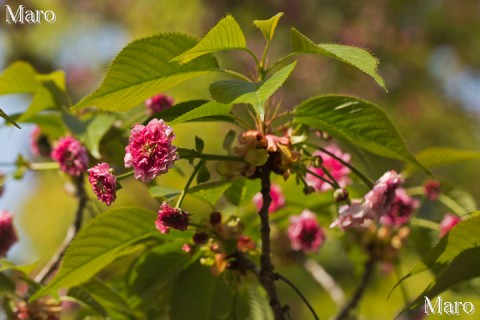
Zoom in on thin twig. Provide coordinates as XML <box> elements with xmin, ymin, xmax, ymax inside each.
<box><xmin>258</xmin><ymin>165</ymin><xmax>286</xmax><ymax>320</ymax></box>
<box><xmin>336</xmin><ymin>257</ymin><xmax>376</xmax><ymax>320</ymax></box>
<box><xmin>275</xmin><ymin>273</ymin><xmax>320</xmax><ymax>320</ymax></box>
<box><xmin>304</xmin><ymin>258</ymin><xmax>345</xmax><ymax>308</ymax></box>
<box><xmin>35</xmin><ymin>175</ymin><xmax>87</xmax><ymax>284</ymax></box>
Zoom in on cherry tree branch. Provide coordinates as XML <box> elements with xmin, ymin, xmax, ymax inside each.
<box><xmin>35</xmin><ymin>175</ymin><xmax>87</xmax><ymax>284</ymax></box>
<box><xmin>335</xmin><ymin>257</ymin><xmax>376</xmax><ymax>320</ymax></box>
<box><xmin>258</xmin><ymin>165</ymin><xmax>287</xmax><ymax>320</ymax></box>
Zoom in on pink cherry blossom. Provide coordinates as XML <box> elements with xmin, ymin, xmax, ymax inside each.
<box><xmin>424</xmin><ymin>180</ymin><xmax>441</xmax><ymax>201</ymax></box>
<box><xmin>331</xmin><ymin>200</ymin><xmax>370</xmax><ymax>229</ymax></box>
<box><xmin>88</xmin><ymin>163</ymin><xmax>117</xmax><ymax>206</ymax></box>
<box><xmin>380</xmin><ymin>188</ymin><xmax>419</xmax><ymax>226</ymax></box>
<box><xmin>364</xmin><ymin>170</ymin><xmax>404</xmax><ymax>220</ymax></box>
<box><xmin>288</xmin><ymin>210</ymin><xmax>325</xmax><ymax>253</ymax></box>
<box><xmin>124</xmin><ymin>119</ymin><xmax>177</xmax><ymax>183</ymax></box>
<box><xmin>253</xmin><ymin>184</ymin><xmax>286</xmax><ymax>213</ymax></box>
<box><xmin>145</xmin><ymin>94</ymin><xmax>174</xmax><ymax>115</ymax></box>
<box><xmin>155</xmin><ymin>202</ymin><xmax>189</xmax><ymax>234</ymax></box>
<box><xmin>51</xmin><ymin>136</ymin><xmax>89</xmax><ymax>176</ymax></box>
<box><xmin>306</xmin><ymin>144</ymin><xmax>351</xmax><ymax>192</ymax></box>
<box><xmin>439</xmin><ymin>213</ymin><xmax>461</xmax><ymax>237</ymax></box>
<box><xmin>0</xmin><ymin>210</ymin><xmax>17</xmax><ymax>256</ymax></box>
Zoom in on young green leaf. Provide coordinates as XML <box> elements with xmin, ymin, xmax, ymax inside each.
<box><xmin>149</xmin><ymin>186</ymin><xmax>181</xmax><ymax>201</ymax></box>
<box><xmin>196</xmin><ymin>163</ymin><xmax>211</xmax><ymax>184</ymax></box>
<box><xmin>404</xmin><ymin>147</ymin><xmax>480</xmax><ymax>174</ymax></box>
<box><xmin>169</xmin><ymin>100</ymin><xmax>233</xmax><ymax>124</ymax></box>
<box><xmin>172</xmin><ymin>15</ymin><xmax>247</xmax><ymax>64</ymax></box>
<box><xmin>294</xmin><ymin>95</ymin><xmax>428</xmax><ymax>173</ymax></box>
<box><xmin>223</xmin><ymin>130</ymin><xmax>237</xmax><ymax>152</ymax></box>
<box><xmin>254</xmin><ymin>12</ymin><xmax>284</xmax><ymax>42</ymax></box>
<box><xmin>290</xmin><ymin>28</ymin><xmax>386</xmax><ymax>90</ymax></box>
<box><xmin>0</xmin><ymin>108</ymin><xmax>21</xmax><ymax>128</ymax></box>
<box><xmin>188</xmin><ymin>180</ymin><xmax>234</xmax><ymax>207</ymax></box>
<box><xmin>74</xmin><ymin>33</ymin><xmax>218</xmax><ymax>112</ymax></box>
<box><xmin>210</xmin><ymin>61</ymin><xmax>296</xmax><ymax>120</ymax></box>
<box><xmin>195</xmin><ymin>136</ymin><xmax>205</xmax><ymax>153</ymax></box>
<box><xmin>30</xmin><ymin>207</ymin><xmax>158</xmax><ymax>300</ymax></box>
<box><xmin>84</xmin><ymin>114</ymin><xmax>116</xmax><ymax>159</ymax></box>
<box><xmin>0</xmin><ymin>61</ymin><xmax>38</xmax><ymax>95</ymax></box>
<box><xmin>225</xmin><ymin>177</ymin><xmax>261</xmax><ymax>206</ymax></box>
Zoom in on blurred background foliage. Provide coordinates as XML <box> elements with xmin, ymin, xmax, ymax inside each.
<box><xmin>1</xmin><ymin>0</ymin><xmax>480</xmax><ymax>318</ymax></box>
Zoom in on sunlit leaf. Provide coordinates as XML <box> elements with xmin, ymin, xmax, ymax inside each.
<box><xmin>169</xmin><ymin>101</ymin><xmax>233</xmax><ymax>124</ymax></box>
<box><xmin>188</xmin><ymin>180</ymin><xmax>234</xmax><ymax>207</ymax></box>
<box><xmin>31</xmin><ymin>207</ymin><xmax>157</xmax><ymax>300</ymax></box>
<box><xmin>149</xmin><ymin>186</ymin><xmax>181</xmax><ymax>201</ymax></box>
<box><xmin>172</xmin><ymin>15</ymin><xmax>246</xmax><ymax>64</ymax></box>
<box><xmin>225</xmin><ymin>177</ymin><xmax>261</xmax><ymax>207</ymax></box>
<box><xmin>404</xmin><ymin>147</ymin><xmax>480</xmax><ymax>174</ymax></box>
<box><xmin>0</xmin><ymin>108</ymin><xmax>21</xmax><ymax>128</ymax></box>
<box><xmin>210</xmin><ymin>61</ymin><xmax>296</xmax><ymax>119</ymax></box>
<box><xmin>294</xmin><ymin>95</ymin><xmax>427</xmax><ymax>173</ymax></box>
<box><xmin>254</xmin><ymin>13</ymin><xmax>284</xmax><ymax>42</ymax></box>
<box><xmin>290</xmin><ymin>28</ymin><xmax>386</xmax><ymax>90</ymax></box>
<box><xmin>74</xmin><ymin>33</ymin><xmax>218</xmax><ymax>112</ymax></box>
<box><xmin>0</xmin><ymin>61</ymin><xmax>38</xmax><ymax>95</ymax></box>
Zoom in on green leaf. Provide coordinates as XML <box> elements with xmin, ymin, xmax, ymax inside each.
<box><xmin>22</xmin><ymin>113</ymin><xmax>67</xmax><ymax>138</ymax></box>
<box><xmin>210</xmin><ymin>61</ymin><xmax>296</xmax><ymax>119</ymax></box>
<box><xmin>404</xmin><ymin>147</ymin><xmax>480</xmax><ymax>174</ymax></box>
<box><xmin>196</xmin><ymin>163</ymin><xmax>211</xmax><ymax>184</ymax></box>
<box><xmin>245</xmin><ymin>284</ymin><xmax>274</xmax><ymax>320</ymax></box>
<box><xmin>169</xmin><ymin>263</ymin><xmax>234</xmax><ymax>320</ymax></box>
<box><xmin>172</xmin><ymin>15</ymin><xmax>246</xmax><ymax>64</ymax></box>
<box><xmin>74</xmin><ymin>33</ymin><xmax>218</xmax><ymax>112</ymax></box>
<box><xmin>0</xmin><ymin>61</ymin><xmax>38</xmax><ymax>95</ymax></box>
<box><xmin>223</xmin><ymin>130</ymin><xmax>236</xmax><ymax>152</ymax></box>
<box><xmin>149</xmin><ymin>186</ymin><xmax>181</xmax><ymax>201</ymax></box>
<box><xmin>294</xmin><ymin>95</ymin><xmax>427</xmax><ymax>173</ymax></box>
<box><xmin>0</xmin><ymin>272</ymin><xmax>15</xmax><ymax>294</ymax></box>
<box><xmin>0</xmin><ymin>108</ymin><xmax>21</xmax><ymax>128</ymax></box>
<box><xmin>67</xmin><ymin>286</ymin><xmax>108</xmax><ymax>317</ymax></box>
<box><xmin>254</xmin><ymin>12</ymin><xmax>284</xmax><ymax>42</ymax></box>
<box><xmin>188</xmin><ymin>180</ymin><xmax>234</xmax><ymax>207</ymax></box>
<box><xmin>31</xmin><ymin>206</ymin><xmax>157</xmax><ymax>300</ymax></box>
<box><xmin>84</xmin><ymin>114</ymin><xmax>116</xmax><ymax>159</ymax></box>
<box><xmin>225</xmin><ymin>177</ymin><xmax>261</xmax><ymax>207</ymax></box>
<box><xmin>169</xmin><ymin>100</ymin><xmax>233</xmax><ymax>125</ymax></box>
<box><xmin>127</xmin><ymin>243</ymin><xmax>193</xmax><ymax>308</ymax></box>
<box><xmin>290</xmin><ymin>28</ymin><xmax>386</xmax><ymax>90</ymax></box>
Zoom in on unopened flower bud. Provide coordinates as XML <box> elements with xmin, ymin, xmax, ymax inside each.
<box><xmin>193</xmin><ymin>232</ymin><xmax>209</xmax><ymax>245</ymax></box>
<box><xmin>210</xmin><ymin>211</ymin><xmax>222</xmax><ymax>225</ymax></box>
<box><xmin>312</xmin><ymin>155</ymin><xmax>323</xmax><ymax>168</ymax></box>
<box><xmin>333</xmin><ymin>188</ymin><xmax>349</xmax><ymax>202</ymax></box>
<box><xmin>303</xmin><ymin>185</ymin><xmax>315</xmax><ymax>195</ymax></box>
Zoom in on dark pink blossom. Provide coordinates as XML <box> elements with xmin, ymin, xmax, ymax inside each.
<box><xmin>288</xmin><ymin>210</ymin><xmax>325</xmax><ymax>253</ymax></box>
<box><xmin>306</xmin><ymin>144</ymin><xmax>351</xmax><ymax>192</ymax></box>
<box><xmin>253</xmin><ymin>184</ymin><xmax>286</xmax><ymax>213</ymax></box>
<box><xmin>145</xmin><ymin>94</ymin><xmax>174</xmax><ymax>115</ymax></box>
<box><xmin>88</xmin><ymin>163</ymin><xmax>117</xmax><ymax>206</ymax></box>
<box><xmin>30</xmin><ymin>126</ymin><xmax>51</xmax><ymax>157</ymax></box>
<box><xmin>424</xmin><ymin>180</ymin><xmax>441</xmax><ymax>200</ymax></box>
<box><xmin>380</xmin><ymin>188</ymin><xmax>419</xmax><ymax>226</ymax></box>
<box><xmin>331</xmin><ymin>200</ymin><xmax>370</xmax><ymax>229</ymax></box>
<box><xmin>364</xmin><ymin>170</ymin><xmax>403</xmax><ymax>220</ymax></box>
<box><xmin>155</xmin><ymin>202</ymin><xmax>189</xmax><ymax>234</ymax></box>
<box><xmin>439</xmin><ymin>213</ymin><xmax>461</xmax><ymax>237</ymax></box>
<box><xmin>0</xmin><ymin>210</ymin><xmax>17</xmax><ymax>256</ymax></box>
<box><xmin>124</xmin><ymin>119</ymin><xmax>178</xmax><ymax>183</ymax></box>
<box><xmin>51</xmin><ymin>136</ymin><xmax>89</xmax><ymax>176</ymax></box>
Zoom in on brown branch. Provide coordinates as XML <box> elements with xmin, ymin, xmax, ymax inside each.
<box><xmin>335</xmin><ymin>257</ymin><xmax>376</xmax><ymax>320</ymax></box>
<box><xmin>258</xmin><ymin>165</ymin><xmax>287</xmax><ymax>320</ymax></box>
<box><xmin>34</xmin><ymin>175</ymin><xmax>87</xmax><ymax>284</ymax></box>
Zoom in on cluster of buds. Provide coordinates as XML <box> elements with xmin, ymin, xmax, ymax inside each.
<box><xmin>218</xmin><ymin>130</ymin><xmax>300</xmax><ymax>179</ymax></box>
<box><xmin>12</xmin><ymin>298</ymin><xmax>61</xmax><ymax>320</ymax></box>
<box><xmin>352</xmin><ymin>222</ymin><xmax>411</xmax><ymax>263</ymax></box>
<box><xmin>185</xmin><ymin>212</ymin><xmax>257</xmax><ymax>276</ymax></box>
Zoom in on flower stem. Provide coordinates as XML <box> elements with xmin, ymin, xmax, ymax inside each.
<box><xmin>305</xmin><ymin>143</ymin><xmax>374</xmax><ymax>188</ymax></box>
<box><xmin>336</xmin><ymin>257</ymin><xmax>375</xmax><ymax>320</ymax></box>
<box><xmin>29</xmin><ymin>162</ymin><xmax>60</xmax><ymax>170</ymax></box>
<box><xmin>258</xmin><ymin>165</ymin><xmax>287</xmax><ymax>320</ymax></box>
<box><xmin>275</xmin><ymin>272</ymin><xmax>319</xmax><ymax>320</ymax></box>
<box><xmin>218</xmin><ymin>68</ymin><xmax>253</xmax><ymax>82</ymax></box>
<box><xmin>116</xmin><ymin>170</ymin><xmax>134</xmax><ymax>180</ymax></box>
<box><xmin>305</xmin><ymin>168</ymin><xmax>337</xmax><ymax>190</ymax></box>
<box><xmin>175</xmin><ymin>160</ymin><xmax>204</xmax><ymax>208</ymax></box>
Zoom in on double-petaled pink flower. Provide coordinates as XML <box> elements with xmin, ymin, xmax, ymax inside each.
<box><xmin>424</xmin><ymin>180</ymin><xmax>441</xmax><ymax>201</ymax></box>
<box><xmin>306</xmin><ymin>144</ymin><xmax>351</xmax><ymax>192</ymax></box>
<box><xmin>51</xmin><ymin>136</ymin><xmax>89</xmax><ymax>177</ymax></box>
<box><xmin>124</xmin><ymin>119</ymin><xmax>178</xmax><ymax>183</ymax></box>
<box><xmin>88</xmin><ymin>163</ymin><xmax>117</xmax><ymax>206</ymax></box>
<box><xmin>0</xmin><ymin>210</ymin><xmax>17</xmax><ymax>256</ymax></box>
<box><xmin>331</xmin><ymin>200</ymin><xmax>369</xmax><ymax>229</ymax></box>
<box><xmin>288</xmin><ymin>210</ymin><xmax>325</xmax><ymax>253</ymax></box>
<box><xmin>364</xmin><ymin>170</ymin><xmax>403</xmax><ymax>220</ymax></box>
<box><xmin>380</xmin><ymin>188</ymin><xmax>419</xmax><ymax>226</ymax></box>
<box><xmin>155</xmin><ymin>202</ymin><xmax>189</xmax><ymax>234</ymax></box>
<box><xmin>439</xmin><ymin>213</ymin><xmax>461</xmax><ymax>237</ymax></box>
<box><xmin>145</xmin><ymin>94</ymin><xmax>174</xmax><ymax>115</ymax></box>
<box><xmin>253</xmin><ymin>184</ymin><xmax>286</xmax><ymax>213</ymax></box>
